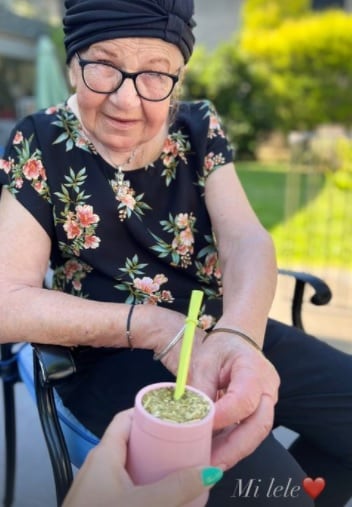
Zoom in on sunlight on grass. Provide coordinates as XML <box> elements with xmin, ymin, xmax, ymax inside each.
<box><xmin>237</xmin><ymin>162</ymin><xmax>352</xmax><ymax>270</ymax></box>
<box><xmin>271</xmin><ymin>176</ymin><xmax>352</xmax><ymax>268</ymax></box>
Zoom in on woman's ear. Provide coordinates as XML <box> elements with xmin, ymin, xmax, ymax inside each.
<box><xmin>68</xmin><ymin>62</ymin><xmax>77</xmax><ymax>89</ymax></box>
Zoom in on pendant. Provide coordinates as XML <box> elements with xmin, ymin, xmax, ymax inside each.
<box><xmin>111</xmin><ymin>167</ymin><xmax>131</xmax><ymax>199</ymax></box>
<box><xmin>110</xmin><ymin>167</ymin><xmax>136</xmax><ymax>222</ymax></box>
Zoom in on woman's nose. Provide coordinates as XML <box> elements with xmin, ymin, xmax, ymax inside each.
<box><xmin>109</xmin><ymin>77</ymin><xmax>140</xmax><ymax>107</ymax></box>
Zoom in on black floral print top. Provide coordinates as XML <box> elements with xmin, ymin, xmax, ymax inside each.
<box><xmin>0</xmin><ymin>100</ymin><xmax>233</xmax><ymax>330</ymax></box>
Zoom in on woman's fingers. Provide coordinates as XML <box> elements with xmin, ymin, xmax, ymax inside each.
<box><xmin>212</xmin><ymin>354</ymin><xmax>279</xmax><ymax>430</ymax></box>
<box><xmin>130</xmin><ymin>466</ymin><xmax>223</xmax><ymax>507</ymax></box>
<box><xmin>211</xmin><ymin>393</ymin><xmax>275</xmax><ymax>469</ymax></box>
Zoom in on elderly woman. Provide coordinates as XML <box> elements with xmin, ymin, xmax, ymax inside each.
<box><xmin>0</xmin><ymin>1</ymin><xmax>351</xmax><ymax>505</ymax></box>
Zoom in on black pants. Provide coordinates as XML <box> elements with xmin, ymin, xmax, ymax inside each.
<box><xmin>57</xmin><ymin>319</ymin><xmax>352</xmax><ymax>506</ymax></box>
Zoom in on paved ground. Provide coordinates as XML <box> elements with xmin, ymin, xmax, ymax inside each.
<box><xmin>1</xmin><ymin>267</ymin><xmax>351</xmax><ymax>507</ymax></box>
<box><xmin>0</xmin><ymin>383</ymin><xmax>56</xmax><ymax>507</ymax></box>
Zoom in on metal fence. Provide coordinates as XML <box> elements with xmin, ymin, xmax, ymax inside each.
<box><xmin>275</xmin><ymin>130</ymin><xmax>352</xmax><ymax>310</ymax></box>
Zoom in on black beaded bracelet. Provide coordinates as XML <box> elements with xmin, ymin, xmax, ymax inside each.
<box><xmin>126</xmin><ymin>304</ymin><xmax>135</xmax><ymax>350</ymax></box>
<box><xmin>203</xmin><ymin>327</ymin><xmax>262</xmax><ymax>352</ymax></box>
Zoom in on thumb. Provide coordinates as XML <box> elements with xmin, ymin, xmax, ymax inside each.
<box><xmin>140</xmin><ymin>466</ymin><xmax>223</xmax><ymax>507</ymax></box>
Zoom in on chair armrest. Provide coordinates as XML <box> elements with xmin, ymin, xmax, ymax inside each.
<box><xmin>278</xmin><ymin>268</ymin><xmax>333</xmax><ymax>331</ymax></box>
<box><xmin>31</xmin><ymin>344</ymin><xmax>75</xmax><ymax>503</ymax></box>
<box><xmin>278</xmin><ymin>269</ymin><xmax>332</xmax><ymax>306</ymax></box>
<box><xmin>31</xmin><ymin>344</ymin><xmax>76</xmax><ymax>384</ymax></box>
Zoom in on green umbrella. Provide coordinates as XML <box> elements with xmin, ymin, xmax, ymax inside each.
<box><xmin>35</xmin><ymin>34</ymin><xmax>69</xmax><ymax>109</ymax></box>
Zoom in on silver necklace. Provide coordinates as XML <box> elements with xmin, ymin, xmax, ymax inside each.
<box><xmin>77</xmin><ymin>122</ymin><xmax>138</xmax><ymax>208</ymax></box>
<box><xmin>111</xmin><ymin>150</ymin><xmax>137</xmax><ymax>199</ymax></box>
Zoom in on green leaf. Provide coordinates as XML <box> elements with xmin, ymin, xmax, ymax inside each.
<box><xmin>53</xmin><ymin>132</ymin><xmax>69</xmax><ymax>144</ymax></box>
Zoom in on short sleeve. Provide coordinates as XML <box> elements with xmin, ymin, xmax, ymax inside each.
<box><xmin>0</xmin><ymin>116</ymin><xmax>54</xmax><ymax>237</ymax></box>
<box><xmin>200</xmin><ymin>100</ymin><xmax>234</xmax><ymax>180</ymax></box>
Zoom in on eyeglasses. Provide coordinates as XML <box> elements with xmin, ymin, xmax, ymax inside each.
<box><xmin>76</xmin><ymin>53</ymin><xmax>179</xmax><ymax>102</ymax></box>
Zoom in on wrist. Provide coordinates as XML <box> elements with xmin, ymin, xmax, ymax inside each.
<box><xmin>126</xmin><ymin>304</ymin><xmax>186</xmax><ymax>353</ymax></box>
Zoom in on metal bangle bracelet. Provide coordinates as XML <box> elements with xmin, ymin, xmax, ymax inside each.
<box><xmin>153</xmin><ymin>325</ymin><xmax>185</xmax><ymax>361</ymax></box>
<box><xmin>203</xmin><ymin>327</ymin><xmax>262</xmax><ymax>352</ymax></box>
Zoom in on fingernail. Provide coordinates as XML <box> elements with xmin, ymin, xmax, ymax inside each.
<box><xmin>201</xmin><ymin>467</ymin><xmax>224</xmax><ymax>486</ymax></box>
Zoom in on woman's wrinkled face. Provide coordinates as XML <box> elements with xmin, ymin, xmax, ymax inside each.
<box><xmin>69</xmin><ymin>37</ymin><xmax>183</xmax><ymax>154</ymax></box>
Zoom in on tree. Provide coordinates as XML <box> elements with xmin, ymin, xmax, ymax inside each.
<box><xmin>242</xmin><ymin>0</ymin><xmax>311</xmax><ymax>29</ymax></box>
<box><xmin>240</xmin><ymin>10</ymin><xmax>352</xmax><ymax>131</ymax></box>
<box><xmin>183</xmin><ymin>43</ymin><xmax>278</xmax><ymax>158</ymax></box>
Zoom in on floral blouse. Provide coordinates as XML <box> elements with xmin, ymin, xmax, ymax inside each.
<box><xmin>0</xmin><ymin>100</ymin><xmax>233</xmax><ymax>332</ymax></box>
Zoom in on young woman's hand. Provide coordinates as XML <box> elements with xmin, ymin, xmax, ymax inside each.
<box><xmin>63</xmin><ymin>409</ymin><xmax>223</xmax><ymax>507</ymax></box>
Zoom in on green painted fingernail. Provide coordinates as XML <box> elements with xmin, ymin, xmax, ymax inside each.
<box><xmin>201</xmin><ymin>467</ymin><xmax>224</xmax><ymax>486</ymax></box>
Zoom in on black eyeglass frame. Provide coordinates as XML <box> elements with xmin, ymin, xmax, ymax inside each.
<box><xmin>76</xmin><ymin>52</ymin><xmax>179</xmax><ymax>102</ymax></box>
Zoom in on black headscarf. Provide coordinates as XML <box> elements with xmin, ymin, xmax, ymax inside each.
<box><xmin>63</xmin><ymin>0</ymin><xmax>196</xmax><ymax>63</ymax></box>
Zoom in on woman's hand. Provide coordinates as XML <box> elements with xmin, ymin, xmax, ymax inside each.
<box><xmin>62</xmin><ymin>409</ymin><xmax>223</xmax><ymax>507</ymax></box>
<box><xmin>136</xmin><ymin>304</ymin><xmax>279</xmax><ymax>471</ymax></box>
<box><xmin>188</xmin><ymin>332</ymin><xmax>280</xmax><ymax>470</ymax></box>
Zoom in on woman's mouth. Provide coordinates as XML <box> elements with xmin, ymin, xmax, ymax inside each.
<box><xmin>104</xmin><ymin>114</ymin><xmax>139</xmax><ymax>130</ymax></box>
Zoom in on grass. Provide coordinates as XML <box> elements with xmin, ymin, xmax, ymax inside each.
<box><xmin>236</xmin><ymin>161</ymin><xmax>352</xmax><ymax>269</ymax></box>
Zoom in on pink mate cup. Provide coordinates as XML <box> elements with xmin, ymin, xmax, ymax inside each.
<box><xmin>126</xmin><ymin>382</ymin><xmax>215</xmax><ymax>507</ymax></box>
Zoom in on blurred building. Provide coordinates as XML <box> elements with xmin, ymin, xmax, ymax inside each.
<box><xmin>0</xmin><ymin>3</ymin><xmax>49</xmax><ymax>147</ymax></box>
<box><xmin>313</xmin><ymin>0</ymin><xmax>352</xmax><ymax>9</ymax></box>
<box><xmin>193</xmin><ymin>0</ymin><xmax>243</xmax><ymax>50</ymax></box>
<box><xmin>0</xmin><ymin>0</ymin><xmax>62</xmax><ymax>23</ymax></box>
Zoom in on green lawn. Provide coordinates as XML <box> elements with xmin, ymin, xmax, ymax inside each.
<box><xmin>236</xmin><ymin>161</ymin><xmax>352</xmax><ymax>269</ymax></box>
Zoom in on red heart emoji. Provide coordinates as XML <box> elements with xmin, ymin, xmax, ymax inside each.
<box><xmin>303</xmin><ymin>477</ymin><xmax>326</xmax><ymax>499</ymax></box>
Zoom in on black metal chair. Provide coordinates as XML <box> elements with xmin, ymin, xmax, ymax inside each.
<box><xmin>0</xmin><ymin>269</ymin><xmax>332</xmax><ymax>507</ymax></box>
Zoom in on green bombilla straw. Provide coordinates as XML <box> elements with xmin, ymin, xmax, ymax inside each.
<box><xmin>174</xmin><ymin>289</ymin><xmax>204</xmax><ymax>400</ymax></box>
